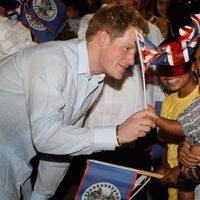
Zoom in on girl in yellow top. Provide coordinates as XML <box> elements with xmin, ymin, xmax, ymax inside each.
<box><xmin>153</xmin><ymin>43</ymin><xmax>200</xmax><ymax>200</ymax></box>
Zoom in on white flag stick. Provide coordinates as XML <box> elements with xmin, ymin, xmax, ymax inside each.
<box><xmin>135</xmin><ymin>30</ymin><xmax>147</xmax><ymax>109</ymax></box>
<box><xmin>129</xmin><ymin>175</ymin><xmax>151</xmax><ymax>200</ymax></box>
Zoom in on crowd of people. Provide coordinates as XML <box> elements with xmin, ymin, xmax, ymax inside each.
<box><xmin>0</xmin><ymin>0</ymin><xmax>200</xmax><ymax>200</ymax></box>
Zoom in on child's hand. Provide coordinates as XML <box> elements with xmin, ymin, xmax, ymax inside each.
<box><xmin>158</xmin><ymin>166</ymin><xmax>181</xmax><ymax>186</ymax></box>
<box><xmin>156</xmin><ymin>165</ymin><xmax>169</xmax><ymax>175</ymax></box>
<box><xmin>145</xmin><ymin>105</ymin><xmax>158</xmax><ymax>122</ymax></box>
<box><xmin>147</xmin><ymin>104</ymin><xmax>156</xmax><ymax>113</ymax></box>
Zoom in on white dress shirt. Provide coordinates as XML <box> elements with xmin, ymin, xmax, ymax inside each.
<box><xmin>0</xmin><ymin>38</ymin><xmax>117</xmax><ymax>199</ymax></box>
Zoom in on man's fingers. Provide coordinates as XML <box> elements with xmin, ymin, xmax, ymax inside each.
<box><xmin>140</xmin><ymin>117</ymin><xmax>156</xmax><ymax>129</ymax></box>
<box><xmin>135</xmin><ymin>109</ymin><xmax>158</xmax><ymax>121</ymax></box>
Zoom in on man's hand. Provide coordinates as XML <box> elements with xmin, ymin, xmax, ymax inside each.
<box><xmin>117</xmin><ymin>109</ymin><xmax>158</xmax><ymax>144</ymax></box>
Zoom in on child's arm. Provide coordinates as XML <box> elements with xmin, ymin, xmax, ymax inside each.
<box><xmin>156</xmin><ymin>116</ymin><xmax>184</xmax><ymax>136</ymax></box>
<box><xmin>147</xmin><ymin>104</ymin><xmax>184</xmax><ymax>136</ymax></box>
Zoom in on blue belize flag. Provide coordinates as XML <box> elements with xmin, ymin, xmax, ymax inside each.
<box><xmin>27</xmin><ymin>0</ymin><xmax>67</xmax><ymax>35</ymax></box>
<box><xmin>19</xmin><ymin>12</ymin><xmax>54</xmax><ymax>42</ymax></box>
<box><xmin>19</xmin><ymin>0</ymin><xmax>67</xmax><ymax>42</ymax></box>
<box><xmin>75</xmin><ymin>160</ymin><xmax>137</xmax><ymax>200</ymax></box>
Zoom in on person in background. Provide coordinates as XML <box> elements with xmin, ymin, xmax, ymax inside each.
<box><xmin>149</xmin><ymin>0</ymin><xmax>173</xmax><ymax>39</ymax></box>
<box><xmin>138</xmin><ymin>0</ymin><xmax>157</xmax><ymax>21</ymax></box>
<box><xmin>78</xmin><ymin>0</ymin><xmax>118</xmax><ymax>39</ymax></box>
<box><xmin>0</xmin><ymin>5</ymin><xmax>157</xmax><ymax>200</ymax></box>
<box><xmin>0</xmin><ymin>1</ymin><xmax>35</xmax><ymax>59</ymax></box>
<box><xmin>57</xmin><ymin>0</ymin><xmax>90</xmax><ymax>40</ymax></box>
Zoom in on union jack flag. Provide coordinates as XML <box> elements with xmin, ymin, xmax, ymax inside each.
<box><xmin>136</xmin><ymin>14</ymin><xmax>200</xmax><ymax>69</ymax></box>
<box><xmin>135</xmin><ymin>31</ymin><xmax>161</xmax><ymax>71</ymax></box>
<box><xmin>151</xmin><ymin>14</ymin><xmax>200</xmax><ymax>66</ymax></box>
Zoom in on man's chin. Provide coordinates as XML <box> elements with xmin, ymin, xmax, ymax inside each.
<box><xmin>113</xmin><ymin>73</ymin><xmax>124</xmax><ymax>80</ymax></box>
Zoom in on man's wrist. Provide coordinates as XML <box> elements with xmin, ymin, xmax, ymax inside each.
<box><xmin>116</xmin><ymin>124</ymin><xmax>121</xmax><ymax>147</ymax></box>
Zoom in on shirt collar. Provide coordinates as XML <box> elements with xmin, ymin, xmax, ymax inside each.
<box><xmin>77</xmin><ymin>38</ymin><xmax>105</xmax><ymax>82</ymax></box>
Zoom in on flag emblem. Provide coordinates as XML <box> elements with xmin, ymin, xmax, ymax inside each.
<box><xmin>82</xmin><ymin>182</ymin><xmax>121</xmax><ymax>200</ymax></box>
<box><xmin>25</xmin><ymin>13</ymin><xmax>46</xmax><ymax>30</ymax></box>
<box><xmin>32</xmin><ymin>0</ymin><xmax>57</xmax><ymax>21</ymax></box>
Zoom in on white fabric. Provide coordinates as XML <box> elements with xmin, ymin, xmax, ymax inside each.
<box><xmin>0</xmin><ymin>16</ymin><xmax>35</xmax><ymax>59</ymax></box>
<box><xmin>30</xmin><ymin>161</ymin><xmax>71</xmax><ymax>200</ymax></box>
<box><xmin>78</xmin><ymin>14</ymin><xmax>93</xmax><ymax>39</ymax></box>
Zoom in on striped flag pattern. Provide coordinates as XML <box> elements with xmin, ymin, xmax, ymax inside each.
<box><xmin>136</xmin><ymin>14</ymin><xmax>200</xmax><ymax>69</ymax></box>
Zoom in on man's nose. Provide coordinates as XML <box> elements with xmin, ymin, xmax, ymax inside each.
<box><xmin>126</xmin><ymin>54</ymin><xmax>135</xmax><ymax>66</ymax></box>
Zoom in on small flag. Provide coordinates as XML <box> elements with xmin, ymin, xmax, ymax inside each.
<box><xmin>75</xmin><ymin>160</ymin><xmax>137</xmax><ymax>200</ymax></box>
<box><xmin>75</xmin><ymin>160</ymin><xmax>163</xmax><ymax>200</ymax></box>
<box><xmin>25</xmin><ymin>0</ymin><xmax>67</xmax><ymax>35</ymax></box>
<box><xmin>135</xmin><ymin>31</ymin><xmax>161</xmax><ymax>71</ymax></box>
<box><xmin>136</xmin><ymin>14</ymin><xmax>200</xmax><ymax>69</ymax></box>
<box><xmin>19</xmin><ymin>0</ymin><xmax>67</xmax><ymax>42</ymax></box>
<box><xmin>151</xmin><ymin>14</ymin><xmax>200</xmax><ymax>67</ymax></box>
<box><xmin>20</xmin><ymin>12</ymin><xmax>55</xmax><ymax>42</ymax></box>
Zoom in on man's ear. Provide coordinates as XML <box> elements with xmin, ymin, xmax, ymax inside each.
<box><xmin>96</xmin><ymin>31</ymin><xmax>109</xmax><ymax>47</ymax></box>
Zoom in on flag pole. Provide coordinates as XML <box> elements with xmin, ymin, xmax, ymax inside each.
<box><xmin>90</xmin><ymin>159</ymin><xmax>164</xmax><ymax>179</ymax></box>
<box><xmin>135</xmin><ymin>30</ymin><xmax>147</xmax><ymax>108</ymax></box>
<box><xmin>131</xmin><ymin>168</ymin><xmax>164</xmax><ymax>179</ymax></box>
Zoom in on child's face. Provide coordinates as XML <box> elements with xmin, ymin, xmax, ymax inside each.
<box><xmin>160</xmin><ymin>69</ymin><xmax>196</xmax><ymax>96</ymax></box>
